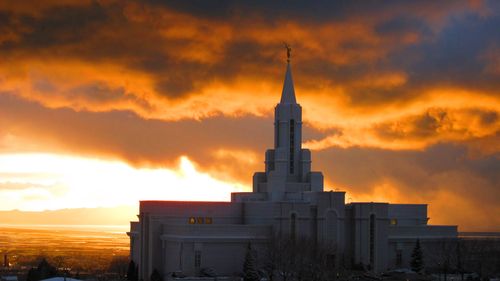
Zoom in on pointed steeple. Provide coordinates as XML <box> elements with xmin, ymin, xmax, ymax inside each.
<box><xmin>280</xmin><ymin>62</ymin><xmax>297</xmax><ymax>104</ymax></box>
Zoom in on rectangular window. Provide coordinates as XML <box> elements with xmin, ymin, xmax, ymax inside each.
<box><xmin>205</xmin><ymin>217</ymin><xmax>213</xmax><ymax>224</ymax></box>
<box><xmin>188</xmin><ymin>217</ymin><xmax>196</xmax><ymax>224</ymax></box>
<box><xmin>390</xmin><ymin>219</ymin><xmax>397</xmax><ymax>225</ymax></box>
<box><xmin>196</xmin><ymin>217</ymin><xmax>204</xmax><ymax>224</ymax></box>
<box><xmin>396</xmin><ymin>250</ymin><xmax>402</xmax><ymax>267</ymax></box>
<box><xmin>194</xmin><ymin>251</ymin><xmax>201</xmax><ymax>268</ymax></box>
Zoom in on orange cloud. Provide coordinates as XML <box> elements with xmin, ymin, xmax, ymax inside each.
<box><xmin>0</xmin><ymin>0</ymin><xmax>499</xmax><ymax>231</ymax></box>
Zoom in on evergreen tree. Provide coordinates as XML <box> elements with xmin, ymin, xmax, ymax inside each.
<box><xmin>37</xmin><ymin>258</ymin><xmax>57</xmax><ymax>280</ymax></box>
<box><xmin>26</xmin><ymin>258</ymin><xmax>57</xmax><ymax>281</ymax></box>
<box><xmin>410</xmin><ymin>239</ymin><xmax>424</xmax><ymax>273</ymax></box>
<box><xmin>26</xmin><ymin>268</ymin><xmax>39</xmax><ymax>281</ymax></box>
<box><xmin>243</xmin><ymin>243</ymin><xmax>260</xmax><ymax>281</ymax></box>
<box><xmin>134</xmin><ymin>265</ymin><xmax>139</xmax><ymax>281</ymax></box>
<box><xmin>127</xmin><ymin>260</ymin><xmax>138</xmax><ymax>281</ymax></box>
<box><xmin>150</xmin><ymin>269</ymin><xmax>162</xmax><ymax>281</ymax></box>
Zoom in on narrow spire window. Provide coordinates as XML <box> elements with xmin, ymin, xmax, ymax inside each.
<box><xmin>289</xmin><ymin>119</ymin><xmax>295</xmax><ymax>174</ymax></box>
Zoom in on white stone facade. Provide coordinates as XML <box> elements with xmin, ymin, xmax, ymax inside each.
<box><xmin>128</xmin><ymin>62</ymin><xmax>457</xmax><ymax>279</ymax></box>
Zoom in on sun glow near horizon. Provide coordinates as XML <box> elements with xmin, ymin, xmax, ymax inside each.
<box><xmin>0</xmin><ymin>153</ymin><xmax>247</xmax><ymax>212</ymax></box>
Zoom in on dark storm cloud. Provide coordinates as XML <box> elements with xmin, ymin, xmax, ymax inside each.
<box><xmin>0</xmin><ymin>0</ymin><xmax>499</xmax><ymax>230</ymax></box>
<box><xmin>330</xmin><ymin>2</ymin><xmax>500</xmax><ymax>104</ymax></box>
<box><xmin>0</xmin><ymin>2</ymin><xmax>278</xmax><ymax>99</ymax></box>
<box><xmin>416</xmin><ymin>144</ymin><xmax>500</xmax><ymax>187</ymax></box>
<box><xmin>1</xmin><ymin>0</ymin><xmax>498</xmax><ymax>103</ymax></box>
<box><xmin>375</xmin><ymin>16</ymin><xmax>432</xmax><ymax>37</ymax></box>
<box><xmin>1</xmin><ymin>0</ymin><xmax>498</xmax><ymax>154</ymax></box>
<box><xmin>406</xmin><ymin>13</ymin><xmax>500</xmax><ymax>91</ymax></box>
<box><xmin>0</xmin><ymin>3</ymin><xmax>109</xmax><ymax>50</ymax></box>
<box><xmin>149</xmin><ymin>0</ymin><xmax>460</xmax><ymax>24</ymax></box>
<box><xmin>314</xmin><ymin>143</ymin><xmax>500</xmax><ymax>229</ymax></box>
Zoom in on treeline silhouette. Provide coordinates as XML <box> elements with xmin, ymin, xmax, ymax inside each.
<box><xmin>19</xmin><ymin>256</ymin><xmax>130</xmax><ymax>281</ymax></box>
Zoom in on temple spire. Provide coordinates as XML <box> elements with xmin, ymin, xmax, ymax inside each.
<box><xmin>280</xmin><ymin>57</ymin><xmax>297</xmax><ymax>104</ymax></box>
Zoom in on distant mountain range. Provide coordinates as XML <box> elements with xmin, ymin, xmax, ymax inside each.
<box><xmin>0</xmin><ymin>205</ymin><xmax>137</xmax><ymax>226</ymax></box>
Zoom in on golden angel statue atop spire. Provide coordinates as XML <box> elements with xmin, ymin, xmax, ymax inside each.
<box><xmin>284</xmin><ymin>42</ymin><xmax>291</xmax><ymax>63</ymax></box>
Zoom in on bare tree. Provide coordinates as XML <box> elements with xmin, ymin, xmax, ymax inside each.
<box><xmin>460</xmin><ymin>238</ymin><xmax>500</xmax><ymax>279</ymax></box>
<box><xmin>264</xmin><ymin>235</ymin><xmax>338</xmax><ymax>281</ymax></box>
<box><xmin>424</xmin><ymin>237</ymin><xmax>500</xmax><ymax>280</ymax></box>
<box><xmin>108</xmin><ymin>256</ymin><xmax>129</xmax><ymax>278</ymax></box>
<box><xmin>424</xmin><ymin>238</ymin><xmax>458</xmax><ymax>280</ymax></box>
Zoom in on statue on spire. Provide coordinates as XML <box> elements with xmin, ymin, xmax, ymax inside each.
<box><xmin>284</xmin><ymin>42</ymin><xmax>291</xmax><ymax>63</ymax></box>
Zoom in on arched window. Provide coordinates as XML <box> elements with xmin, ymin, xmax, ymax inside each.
<box><xmin>290</xmin><ymin>213</ymin><xmax>297</xmax><ymax>241</ymax></box>
<box><xmin>369</xmin><ymin>214</ymin><xmax>376</xmax><ymax>269</ymax></box>
<box><xmin>289</xmin><ymin>119</ymin><xmax>295</xmax><ymax>174</ymax></box>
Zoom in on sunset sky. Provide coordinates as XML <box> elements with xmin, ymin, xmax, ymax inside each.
<box><xmin>0</xmin><ymin>1</ymin><xmax>499</xmax><ymax>231</ymax></box>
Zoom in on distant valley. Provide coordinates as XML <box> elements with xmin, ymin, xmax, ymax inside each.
<box><xmin>0</xmin><ymin>205</ymin><xmax>137</xmax><ymax>227</ymax></box>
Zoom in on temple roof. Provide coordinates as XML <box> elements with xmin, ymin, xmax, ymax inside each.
<box><xmin>280</xmin><ymin>63</ymin><xmax>297</xmax><ymax>104</ymax></box>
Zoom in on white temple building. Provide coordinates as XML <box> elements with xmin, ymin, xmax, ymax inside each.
<box><xmin>128</xmin><ymin>58</ymin><xmax>457</xmax><ymax>279</ymax></box>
